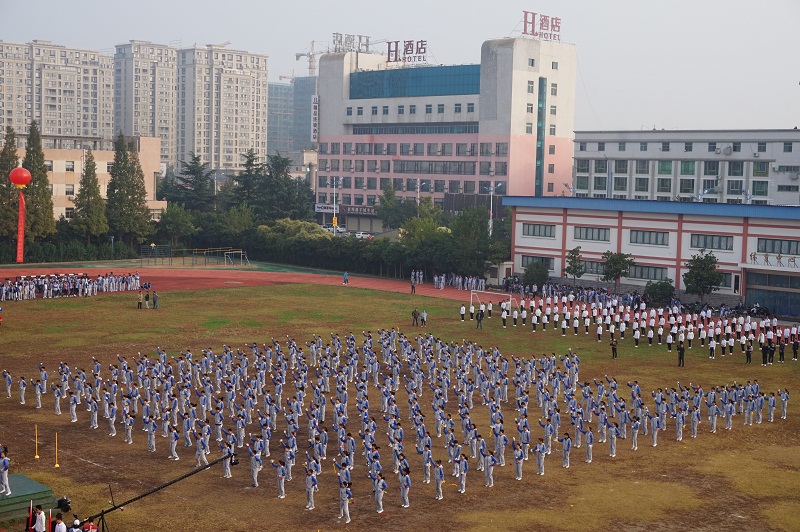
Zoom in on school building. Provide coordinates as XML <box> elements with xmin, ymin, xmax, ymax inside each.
<box><xmin>503</xmin><ymin>196</ymin><xmax>800</xmax><ymax>315</ymax></box>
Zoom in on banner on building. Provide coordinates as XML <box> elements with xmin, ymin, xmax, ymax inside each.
<box><xmin>311</xmin><ymin>95</ymin><xmax>319</xmax><ymax>143</ymax></box>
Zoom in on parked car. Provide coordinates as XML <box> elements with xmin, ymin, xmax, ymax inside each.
<box><xmin>354</xmin><ymin>231</ymin><xmax>372</xmax><ymax>240</ymax></box>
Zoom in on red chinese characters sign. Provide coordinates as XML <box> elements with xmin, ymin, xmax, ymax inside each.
<box><xmin>522</xmin><ymin>11</ymin><xmax>562</xmax><ymax>41</ymax></box>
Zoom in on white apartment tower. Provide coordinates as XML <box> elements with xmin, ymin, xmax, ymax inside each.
<box><xmin>176</xmin><ymin>44</ymin><xmax>269</xmax><ymax>172</ymax></box>
<box><xmin>0</xmin><ymin>40</ymin><xmax>114</xmax><ymax>148</ymax></box>
<box><xmin>114</xmin><ymin>41</ymin><xmax>178</xmax><ymax>166</ymax></box>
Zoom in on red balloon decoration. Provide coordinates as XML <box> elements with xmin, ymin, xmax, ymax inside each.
<box><xmin>9</xmin><ymin>167</ymin><xmax>31</xmax><ymax>188</ymax></box>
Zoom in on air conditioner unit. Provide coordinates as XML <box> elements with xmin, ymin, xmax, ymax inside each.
<box><xmin>68</xmin><ymin>195</ymin><xmax>75</xmax><ymax>201</ymax></box>
<box><xmin>773</xmin><ymin>164</ymin><xmax>779</xmax><ymax>171</ymax></box>
<box><xmin>753</xmin><ymin>153</ymin><xmax>759</xmax><ymax>158</ymax></box>
<box><xmin>715</xmin><ymin>148</ymin><xmax>721</xmax><ymax>154</ymax></box>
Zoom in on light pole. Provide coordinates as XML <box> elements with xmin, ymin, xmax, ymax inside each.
<box><xmin>332</xmin><ymin>177</ymin><xmax>339</xmax><ymax>236</ymax></box>
<box><xmin>488</xmin><ymin>175</ymin><xmax>501</xmax><ymax>238</ymax></box>
<box><xmin>110</xmin><ymin>235</ymin><xmax>115</xmax><ymax>259</ymax></box>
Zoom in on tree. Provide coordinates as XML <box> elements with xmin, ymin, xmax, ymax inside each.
<box><xmin>0</xmin><ymin>126</ymin><xmax>19</xmax><ymax>241</ymax></box>
<box><xmin>601</xmin><ymin>251</ymin><xmax>635</xmax><ymax>293</ymax></box>
<box><xmin>71</xmin><ymin>149</ymin><xmax>109</xmax><ymax>244</ymax></box>
<box><xmin>236</xmin><ymin>149</ymin><xmax>264</xmax><ymax>206</ymax></box>
<box><xmin>176</xmin><ymin>152</ymin><xmax>215</xmax><ymax>211</ymax></box>
<box><xmin>250</xmin><ymin>154</ymin><xmax>314</xmax><ymax>223</ymax></box>
<box><xmin>156</xmin><ymin>165</ymin><xmax>183</xmax><ymax>203</ymax></box>
<box><xmin>375</xmin><ymin>185</ymin><xmax>415</xmax><ymax>230</ymax></box>
<box><xmin>523</xmin><ymin>261</ymin><xmax>550</xmax><ymax>288</ymax></box>
<box><xmin>683</xmin><ymin>250</ymin><xmax>724</xmax><ymax>302</ymax></box>
<box><xmin>449</xmin><ymin>207</ymin><xmax>490</xmax><ymax>276</ymax></box>
<box><xmin>106</xmin><ymin>134</ymin><xmax>153</xmax><ymax>245</ymax></box>
<box><xmin>157</xmin><ymin>203</ymin><xmax>197</xmax><ymax>247</ymax></box>
<box><xmin>644</xmin><ymin>279</ymin><xmax>675</xmax><ymax>307</ymax></box>
<box><xmin>564</xmin><ymin>246</ymin><xmax>585</xmax><ymax>287</ymax></box>
<box><xmin>21</xmin><ymin>120</ymin><xmax>56</xmax><ymax>241</ymax></box>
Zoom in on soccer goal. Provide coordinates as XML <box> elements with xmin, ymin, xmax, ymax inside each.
<box><xmin>224</xmin><ymin>250</ymin><xmax>251</xmax><ymax>267</ymax></box>
<box><xmin>469</xmin><ymin>290</ymin><xmax>518</xmax><ymax>310</ymax></box>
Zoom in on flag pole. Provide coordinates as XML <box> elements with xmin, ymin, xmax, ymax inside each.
<box><xmin>54</xmin><ymin>432</ymin><xmax>59</xmax><ymax>468</ymax></box>
<box><xmin>34</xmin><ymin>424</ymin><xmax>39</xmax><ymax>459</ymax></box>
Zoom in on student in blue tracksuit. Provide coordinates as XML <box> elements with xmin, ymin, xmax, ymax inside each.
<box><xmin>337</xmin><ymin>473</ymin><xmax>353</xmax><ymax>523</ymax></box>
<box><xmin>433</xmin><ymin>459</ymin><xmax>444</xmax><ymax>500</ymax></box>
<box><xmin>304</xmin><ymin>467</ymin><xmax>318</xmax><ymax>510</ymax></box>
<box><xmin>457</xmin><ymin>454</ymin><xmax>469</xmax><ymax>493</ymax></box>
<box><xmin>579</xmin><ymin>425</ymin><xmax>594</xmax><ymax>463</ymax></box>
<box><xmin>557</xmin><ymin>433</ymin><xmax>572</xmax><ymax>468</ymax></box>
<box><xmin>480</xmin><ymin>449</ymin><xmax>497</xmax><ymax>487</ymax></box>
<box><xmin>399</xmin><ymin>467</ymin><xmax>412</xmax><ymax>508</ymax></box>
<box><xmin>271</xmin><ymin>459</ymin><xmax>287</xmax><ymax>498</ymax></box>
<box><xmin>689</xmin><ymin>406</ymin><xmax>701</xmax><ymax>438</ymax></box>
<box><xmin>511</xmin><ymin>439</ymin><xmax>524</xmax><ymax>480</ymax></box>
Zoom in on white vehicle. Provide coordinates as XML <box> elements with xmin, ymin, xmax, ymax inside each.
<box><xmin>354</xmin><ymin>231</ymin><xmax>371</xmax><ymax>240</ymax></box>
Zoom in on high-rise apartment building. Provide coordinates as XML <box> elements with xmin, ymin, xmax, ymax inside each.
<box><xmin>114</xmin><ymin>41</ymin><xmax>178</xmax><ymax>167</ymax></box>
<box><xmin>291</xmin><ymin>76</ymin><xmax>317</xmax><ymax>155</ymax></box>
<box><xmin>176</xmin><ymin>44</ymin><xmax>268</xmax><ymax>171</ymax></box>
<box><xmin>267</xmin><ymin>82</ymin><xmax>293</xmax><ymax>157</ymax></box>
<box><xmin>0</xmin><ymin>40</ymin><xmax>114</xmax><ymax>146</ymax></box>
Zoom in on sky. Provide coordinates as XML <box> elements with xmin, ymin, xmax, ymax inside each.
<box><xmin>1</xmin><ymin>0</ymin><xmax>798</xmax><ymax>131</ymax></box>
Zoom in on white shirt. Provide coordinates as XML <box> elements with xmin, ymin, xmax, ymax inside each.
<box><xmin>55</xmin><ymin>522</ymin><xmax>67</xmax><ymax>532</ymax></box>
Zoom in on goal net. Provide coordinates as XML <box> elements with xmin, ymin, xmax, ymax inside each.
<box><xmin>469</xmin><ymin>290</ymin><xmax>518</xmax><ymax>310</ymax></box>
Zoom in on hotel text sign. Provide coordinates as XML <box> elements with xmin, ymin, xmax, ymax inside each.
<box><xmin>387</xmin><ymin>40</ymin><xmax>428</xmax><ymax>63</ymax></box>
<box><xmin>522</xmin><ymin>11</ymin><xmax>562</xmax><ymax>41</ymax></box>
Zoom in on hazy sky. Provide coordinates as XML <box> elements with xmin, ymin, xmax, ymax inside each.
<box><xmin>2</xmin><ymin>0</ymin><xmax>798</xmax><ymax>131</ymax></box>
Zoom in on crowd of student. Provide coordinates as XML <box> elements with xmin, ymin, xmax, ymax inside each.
<box><xmin>0</xmin><ymin>272</ymin><xmax>142</xmax><ymax>302</ymax></box>
<box><xmin>1</xmin><ymin>317</ymin><xmax>792</xmax><ymax>521</ymax></box>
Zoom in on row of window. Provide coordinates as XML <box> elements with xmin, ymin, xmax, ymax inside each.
<box><xmin>42</xmin><ymin>161</ymin><xmax>114</xmax><ymax>173</ymax></box>
<box><xmin>319</xmin><ymin>141</ymin><xmax>507</xmax><ymax>156</ymax></box>
<box><xmin>578</xmin><ymin>141</ymin><xmax>793</xmax><ymax>153</ymax></box>
<box><xmin>575</xmin><ymin>176</ymin><xmax>771</xmax><ymax>196</ymax></box>
<box><xmin>575</xmin><ymin>159</ymin><xmax>769</xmax><ymax>177</ymax></box>
<box><xmin>757</xmin><ymin>238</ymin><xmax>800</xmax><ymax>256</ymax></box>
<box><xmin>747</xmin><ymin>271</ymin><xmax>800</xmax><ymax>289</ymax></box>
<box><xmin>319</xmin><ymin>176</ymin><xmax>506</xmax><ymax>194</ymax></box>
<box><xmin>522</xmin><ymin>224</ymin><xmax>743</xmax><ymax>252</ymax></box>
<box><xmin>346</xmin><ymin>102</ymin><xmax>476</xmax><ymax>117</ymax></box>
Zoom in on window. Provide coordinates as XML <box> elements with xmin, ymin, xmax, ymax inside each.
<box><xmin>704</xmin><ymin>161</ymin><xmax>719</xmax><ymax>176</ymax></box>
<box><xmin>578</xmin><ymin>142</ymin><xmax>587</xmax><ymax>152</ymax></box>
<box><xmin>367</xmin><ymin>177</ymin><xmax>377</xmax><ymax>190</ymax></box>
<box><xmin>318</xmin><ymin>192</ymin><xmax>327</xmax><ymax>203</ymax></box>
<box><xmin>635</xmin><ymin>177</ymin><xmax>649</xmax><ymax>192</ymax></box>
<box><xmin>784</xmin><ymin>142</ymin><xmax>793</xmax><ymax>153</ymax></box>
<box><xmin>379</xmin><ymin>177</ymin><xmax>390</xmax><ymax>190</ymax></box>
<box><xmin>635</xmin><ymin>160</ymin><xmax>650</xmax><ymax>174</ymax></box>
<box><xmin>576</xmin><ymin>176</ymin><xmax>589</xmax><ymax>190</ymax></box>
<box><xmin>371</xmin><ymin>106</ymin><xmax>378</xmax><ymax>115</ymax></box>
<box><xmin>680</xmin><ymin>179</ymin><xmax>694</xmax><ymax>194</ymax></box>
<box><xmin>729</xmin><ymin>161</ymin><xmax>744</xmax><ymax>177</ymax></box>
<box><xmin>657</xmin><ymin>178</ymin><xmax>672</xmax><ymax>193</ymax></box>
<box><xmin>382</xmin><ymin>106</ymin><xmax>389</xmax><ymax>115</ymax></box>
<box><xmin>528</xmin><ymin>58</ymin><xmax>536</xmax><ymax>67</ymax></box>
<box><xmin>331</xmin><ymin>143</ymin><xmax>341</xmax><ymax>155</ymax></box>
<box><xmin>752</xmin><ymin>181</ymin><xmax>768</xmax><ymax>196</ymax></box>
<box><xmin>690</xmin><ymin>234</ymin><xmax>733</xmax><ymax>250</ymax></box>
<box><xmin>594</xmin><ymin>159</ymin><xmax>608</xmax><ymax>173</ymax></box>
<box><xmin>440</xmin><ymin>143</ymin><xmax>452</xmax><ymax>156</ymax></box>
<box><xmin>549</xmin><ymin>125</ymin><xmax>556</xmax><ymax>135</ymax></box>
<box><xmin>550</xmin><ymin>83</ymin><xmax>557</xmax><ymax>96</ymax></box>
<box><xmin>639</xmin><ymin>142</ymin><xmax>647</xmax><ymax>152</ymax></box>
<box><xmin>398</xmin><ymin>105</ymin><xmax>404</xmax><ymax>115</ymax></box>
<box><xmin>550</xmin><ymin>105</ymin><xmax>557</xmax><ymax>115</ymax></box>
<box><xmin>576</xmin><ymin>159</ymin><xmax>590</xmax><ymax>173</ymax></box>
<box><xmin>597</xmin><ymin>142</ymin><xmax>605</xmax><ymax>152</ymax></box>
<box><xmin>467</xmin><ymin>103</ymin><xmax>474</xmax><ymax>113</ymax></box>
<box><xmin>448</xmin><ymin>180</ymin><xmax>460</xmax><ymax>193</ymax></box>
<box><xmin>727</xmin><ymin>180</ymin><xmax>743</xmax><ymax>195</ymax></box>
<box><xmin>547</xmin><ymin>164</ymin><xmax>555</xmax><ymax>174</ymax></box>
<box><xmin>581</xmin><ymin>260</ymin><xmax>605</xmax><ymax>275</ymax></box>
<box><xmin>341</xmin><ymin>194</ymin><xmax>351</xmax><ymax>205</ymax></box>
<box><xmin>496</xmin><ymin>143</ymin><xmax>508</xmax><ymax>156</ymax></box>
<box><xmin>614</xmin><ymin>160</ymin><xmax>628</xmax><ymax>174</ymax></box>
<box><xmin>44</xmin><ymin>160</ymin><xmax>53</xmax><ymax>172</ymax></box>
<box><xmin>548</xmin><ymin>145</ymin><xmax>556</xmax><ymax>155</ymax></box>
<box><xmin>479</xmin><ymin>162</ymin><xmax>492</xmax><ymax>176</ymax></box>
<box><xmin>354</xmin><ymin>160</ymin><xmax>365</xmax><ymax>172</ymax></box>
<box><xmin>657</xmin><ymin>160</ymin><xmax>672</xmax><ymax>175</ymax></box>
<box><xmin>356</xmin><ymin>107</ymin><xmax>363</xmax><ymax>116</ymax></box>
<box><xmin>708</xmin><ymin>142</ymin><xmax>717</xmax><ymax>152</ymax></box>
<box><xmin>413</xmin><ymin>143</ymin><xmax>425</xmax><ymax>156</ymax></box>
<box><xmin>65</xmin><ymin>207</ymin><xmax>74</xmax><ymax>219</ymax></box>
<box><xmin>527</xmin><ymin>80</ymin><xmax>535</xmax><ymax>94</ymax></box>
<box><xmin>551</xmin><ymin>61</ymin><xmax>558</xmax><ymax>70</ymax></box>
<box><xmin>428</xmin><ymin>143</ymin><xmax>439</xmax><ymax>156</ymax></box>
<box><xmin>106</xmin><ymin>162</ymin><xmax>114</xmax><ymax>173</ymax></box>
<box><xmin>454</xmin><ymin>103</ymin><xmax>462</xmax><ymax>113</ymax></box>
<box><xmin>753</xmin><ymin>162</ymin><xmax>769</xmax><ymax>177</ymax></box>
<box><xmin>732</xmin><ymin>142</ymin><xmax>741</xmax><ymax>153</ymax></box>
<box><xmin>777</xmin><ymin>185</ymin><xmax>800</xmax><ymax>192</ymax></box>
<box><xmin>434</xmin><ymin>180</ymin><xmax>445</xmax><ymax>192</ymax></box>
<box><xmin>425</xmin><ymin>104</ymin><xmax>433</xmax><ymax>114</ymax></box>
<box><xmin>400</xmin><ymin>143</ymin><xmax>411</xmax><ymax>156</ymax></box>
<box><xmin>64</xmin><ymin>161</ymin><xmax>75</xmax><ymax>173</ymax></box>
<box><xmin>661</xmin><ymin>142</ymin><xmax>670</xmax><ymax>152</ymax></box>
<box><xmin>614</xmin><ymin>176</ymin><xmax>627</xmax><ymax>191</ymax></box>
<box><xmin>522</xmin><ymin>223</ymin><xmax>555</xmax><ymax>238</ymax></box>
<box><xmin>409</xmin><ymin>105</ymin><xmax>416</xmax><ymax>114</ymax></box>
<box><xmin>630</xmin><ymin>230</ymin><xmax>668</xmax><ymax>246</ymax></box>
<box><xmin>758</xmin><ymin>238</ymin><xmax>800</xmax><ymax>255</ymax></box>
<box><xmin>547</xmin><ymin>183</ymin><xmax>554</xmax><ymax>193</ymax></box>
<box><xmin>629</xmin><ymin>265</ymin><xmax>668</xmax><ymax>281</ymax></box>
<box><xmin>593</xmin><ymin>175</ymin><xmax>607</xmax><ymax>191</ymax></box>
<box><xmin>456</xmin><ymin>143</ymin><xmax>469</xmax><ymax>156</ymax></box>
<box><xmin>346</xmin><ymin>107</ymin><xmax>353</xmax><ymax>116</ymax></box>
<box><xmin>464</xmin><ymin>181</ymin><xmax>475</xmax><ymax>194</ymax></box>
<box><xmin>680</xmin><ymin>161</ymin><xmax>695</xmax><ymax>176</ymax></box>
<box><xmin>684</xmin><ymin>142</ymin><xmax>693</xmax><ymax>152</ymax></box>
<box><xmin>757</xmin><ymin>142</ymin><xmax>766</xmax><ymax>153</ymax></box>
<box><xmin>526</xmin><ymin>123</ymin><xmax>533</xmax><ymax>134</ymax></box>
<box><xmin>521</xmin><ymin>255</ymin><xmax>554</xmax><ymax>270</ymax></box>
<box><xmin>574</xmin><ymin>226</ymin><xmax>610</xmax><ymax>241</ymax></box>
<box><xmin>437</xmin><ymin>104</ymin><xmax>444</xmax><ymax>114</ymax></box>
<box><xmin>618</xmin><ymin>142</ymin><xmax>626</xmax><ymax>151</ymax></box>
<box><xmin>527</xmin><ymin>103</ymin><xmax>534</xmax><ymax>114</ymax></box>
<box><xmin>406</xmin><ymin>178</ymin><xmax>417</xmax><ymax>192</ymax></box>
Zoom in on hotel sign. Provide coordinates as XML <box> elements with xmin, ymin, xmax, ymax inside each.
<box><xmin>342</xmin><ymin>205</ymin><xmax>376</xmax><ymax>217</ymax></box>
<box><xmin>387</xmin><ymin>40</ymin><xmax>428</xmax><ymax>64</ymax></box>
<box><xmin>521</xmin><ymin>11</ymin><xmax>562</xmax><ymax>41</ymax></box>
<box><xmin>331</xmin><ymin>33</ymin><xmax>371</xmax><ymax>53</ymax></box>
<box><xmin>311</xmin><ymin>95</ymin><xmax>319</xmax><ymax>142</ymax></box>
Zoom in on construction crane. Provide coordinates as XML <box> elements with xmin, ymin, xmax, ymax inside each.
<box><xmin>278</xmin><ymin>70</ymin><xmax>295</xmax><ymax>83</ymax></box>
<box><xmin>295</xmin><ymin>41</ymin><xmax>317</xmax><ymax>76</ymax></box>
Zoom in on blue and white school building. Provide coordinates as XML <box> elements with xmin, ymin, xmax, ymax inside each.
<box><xmin>503</xmin><ymin>196</ymin><xmax>800</xmax><ymax>315</ymax></box>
